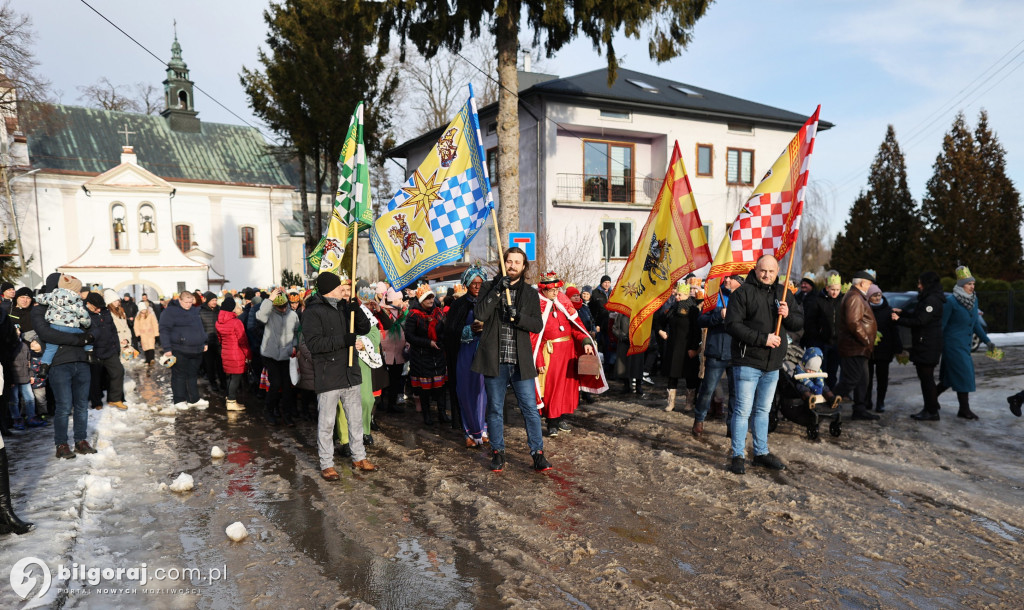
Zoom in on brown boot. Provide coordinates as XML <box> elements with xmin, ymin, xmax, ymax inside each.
<box><xmin>664</xmin><ymin>388</ymin><xmax>677</xmax><ymax>412</ymax></box>
<box><xmin>353</xmin><ymin>459</ymin><xmax>377</xmax><ymax>472</ymax></box>
<box><xmin>692</xmin><ymin>420</ymin><xmax>704</xmax><ymax>439</ymax></box>
<box><xmin>320</xmin><ymin>467</ymin><xmax>340</xmax><ymax>481</ymax></box>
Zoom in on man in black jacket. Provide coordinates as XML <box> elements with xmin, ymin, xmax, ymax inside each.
<box><xmin>303</xmin><ymin>272</ymin><xmax>374</xmax><ymax>481</ymax></box>
<box><xmin>725</xmin><ymin>255</ymin><xmax>803</xmax><ymax>475</ymax></box>
<box><xmin>85</xmin><ymin>292</ymin><xmax>126</xmax><ymax>411</ymax></box>
<box><xmin>893</xmin><ymin>271</ymin><xmax>945</xmax><ymax>421</ymax></box>
<box><xmin>31</xmin><ymin>273</ymin><xmax>96</xmax><ymax>459</ymax></box>
<box><xmin>199</xmin><ymin>292</ymin><xmax>225</xmax><ymax>393</ymax></box>
<box><xmin>472</xmin><ymin>247</ymin><xmax>550</xmax><ymax>473</ymax></box>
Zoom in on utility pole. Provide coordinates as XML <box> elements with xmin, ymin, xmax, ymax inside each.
<box><xmin>0</xmin><ymin>166</ymin><xmax>29</xmax><ymax>276</ymax></box>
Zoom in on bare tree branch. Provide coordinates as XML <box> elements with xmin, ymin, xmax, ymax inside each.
<box><xmin>0</xmin><ymin>0</ymin><xmax>51</xmax><ymax>112</ymax></box>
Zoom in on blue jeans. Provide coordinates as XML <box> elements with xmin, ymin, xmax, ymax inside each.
<box><xmin>730</xmin><ymin>366</ymin><xmax>779</xmax><ymax>458</ymax></box>
<box><xmin>50</xmin><ymin>361</ymin><xmax>91</xmax><ymax>446</ymax></box>
<box><xmin>484</xmin><ymin>363</ymin><xmax>544</xmax><ymax>453</ymax></box>
<box><xmin>694</xmin><ymin>356</ymin><xmax>734</xmax><ymax>423</ymax></box>
<box><xmin>8</xmin><ymin>383</ymin><xmax>36</xmax><ymax>420</ymax></box>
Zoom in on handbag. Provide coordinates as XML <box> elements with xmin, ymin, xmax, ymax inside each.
<box><xmin>577</xmin><ymin>353</ymin><xmax>602</xmax><ymax>377</ymax></box>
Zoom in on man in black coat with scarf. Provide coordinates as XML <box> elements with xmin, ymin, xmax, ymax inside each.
<box><xmin>472</xmin><ymin>247</ymin><xmax>550</xmax><ymax>473</ymax></box>
<box><xmin>893</xmin><ymin>271</ymin><xmax>945</xmax><ymax>421</ymax></box>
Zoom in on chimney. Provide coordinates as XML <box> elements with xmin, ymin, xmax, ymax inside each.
<box><xmin>121</xmin><ymin>145</ymin><xmax>138</xmax><ymax>165</ymax></box>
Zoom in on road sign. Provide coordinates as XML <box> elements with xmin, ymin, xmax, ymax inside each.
<box><xmin>508</xmin><ymin>232</ymin><xmax>536</xmax><ymax>261</ymax></box>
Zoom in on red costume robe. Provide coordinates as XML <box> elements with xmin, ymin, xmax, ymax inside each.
<box><xmin>532</xmin><ymin>292</ymin><xmax>609</xmax><ymax>417</ymax></box>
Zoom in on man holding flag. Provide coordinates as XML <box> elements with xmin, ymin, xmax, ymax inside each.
<box><xmin>701</xmin><ymin>106</ymin><xmax>821</xmax><ymax>474</ymax></box>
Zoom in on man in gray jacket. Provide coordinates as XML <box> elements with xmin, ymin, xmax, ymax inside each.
<box><xmin>256</xmin><ymin>288</ymin><xmax>299</xmax><ymax>425</ymax></box>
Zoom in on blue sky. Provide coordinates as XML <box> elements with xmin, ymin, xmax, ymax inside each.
<box><xmin>27</xmin><ymin>0</ymin><xmax>1024</xmax><ymax>235</ymax></box>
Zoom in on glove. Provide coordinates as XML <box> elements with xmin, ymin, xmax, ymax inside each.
<box><xmin>505</xmin><ymin>306</ymin><xmax>518</xmax><ymax>323</ymax></box>
<box><xmin>987</xmin><ymin>342</ymin><xmax>996</xmax><ymax>351</ymax></box>
<box><xmin>498</xmin><ymin>276</ymin><xmax>512</xmax><ymax>290</ymax></box>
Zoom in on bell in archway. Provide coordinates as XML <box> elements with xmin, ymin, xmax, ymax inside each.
<box><xmin>140</xmin><ymin>215</ymin><xmax>155</xmax><ymax>234</ymax></box>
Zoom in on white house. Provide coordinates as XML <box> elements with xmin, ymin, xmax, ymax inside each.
<box><xmin>4</xmin><ymin>35</ymin><xmax>311</xmax><ymax>297</ymax></box>
<box><xmin>388</xmin><ymin>68</ymin><xmax>832</xmax><ymax>283</ymax></box>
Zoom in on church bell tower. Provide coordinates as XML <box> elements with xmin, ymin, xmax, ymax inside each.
<box><xmin>160</xmin><ymin>28</ymin><xmax>201</xmax><ymax>133</ymax></box>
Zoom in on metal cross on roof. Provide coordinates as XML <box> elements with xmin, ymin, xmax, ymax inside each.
<box><xmin>118</xmin><ymin>124</ymin><xmax>136</xmax><ymax>147</ymax></box>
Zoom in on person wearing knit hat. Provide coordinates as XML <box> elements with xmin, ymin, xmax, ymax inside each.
<box><xmin>865</xmin><ymin>283</ymin><xmax>901</xmax><ymax>413</ymax></box>
<box><xmin>893</xmin><ymin>271</ymin><xmax>945</xmax><ymax>421</ymax></box>
<box><xmin>0</xmin><ymin>281</ymin><xmax>15</xmax><ymax>314</ymax></box>
<box><xmin>315</xmin><ymin>272</ymin><xmax>342</xmax><ymax>296</ymax></box>
<box><xmin>932</xmin><ymin>265</ymin><xmax>994</xmax><ymax>421</ymax></box>
<box><xmin>196</xmin><ymin>289</ymin><xmax>226</xmax><ymax>394</ymax></box>
<box><xmin>215</xmin><ymin>291</ymin><xmax>250</xmax><ymax>411</ymax></box>
<box><xmin>590</xmin><ymin>274</ymin><xmax>614</xmax><ymax>362</ymax></box>
<box><xmin>832</xmin><ymin>268</ymin><xmax>879</xmax><ymax>421</ymax></box>
<box><xmin>133</xmin><ymin>298</ymin><xmax>160</xmax><ymax>366</ymax></box>
<box><xmin>256</xmin><ymin>286</ymin><xmax>301</xmax><ymax>425</ymax></box>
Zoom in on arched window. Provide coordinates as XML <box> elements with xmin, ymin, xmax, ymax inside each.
<box><xmin>240</xmin><ymin>226</ymin><xmax>256</xmax><ymax>258</ymax></box>
<box><xmin>111</xmin><ymin>203</ymin><xmax>128</xmax><ymax>250</ymax></box>
<box><xmin>178</xmin><ymin>90</ymin><xmax>188</xmax><ymax>109</ymax></box>
<box><xmin>138</xmin><ymin>203</ymin><xmax>157</xmax><ymax>250</ymax></box>
<box><xmin>174</xmin><ymin>224</ymin><xmax>192</xmax><ymax>253</ymax></box>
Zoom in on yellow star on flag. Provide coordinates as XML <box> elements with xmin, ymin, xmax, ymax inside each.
<box><xmin>400</xmin><ymin>169</ymin><xmax>443</xmax><ymax>219</ymax></box>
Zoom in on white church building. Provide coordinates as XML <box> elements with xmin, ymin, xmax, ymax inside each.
<box><xmin>3</xmin><ymin>35</ymin><xmax>311</xmax><ymax>297</ymax></box>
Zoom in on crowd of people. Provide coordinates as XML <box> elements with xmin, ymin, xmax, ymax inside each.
<box><xmin>0</xmin><ymin>254</ymin><xmax>1019</xmax><ymax>536</ymax></box>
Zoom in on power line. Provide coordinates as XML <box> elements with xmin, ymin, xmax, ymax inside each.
<box><xmin>76</xmin><ymin>0</ymin><xmax>270</xmax><ymax>140</ymax></box>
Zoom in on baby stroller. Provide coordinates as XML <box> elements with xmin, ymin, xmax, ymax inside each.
<box><xmin>768</xmin><ymin>345</ymin><xmax>842</xmax><ymax>440</ymax></box>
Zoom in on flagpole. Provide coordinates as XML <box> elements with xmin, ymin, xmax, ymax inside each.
<box><xmin>489</xmin><ymin>208</ymin><xmax>515</xmax><ymax>309</ymax></box>
<box><xmin>774</xmin><ymin>241</ymin><xmax>797</xmax><ymax>336</ymax></box>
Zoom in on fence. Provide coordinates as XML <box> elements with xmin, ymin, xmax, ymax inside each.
<box><xmin>977</xmin><ymin>290</ymin><xmax>1024</xmax><ymax>333</ymax></box>
<box><xmin>555</xmin><ymin>173</ymin><xmax>661</xmax><ymax>205</ymax></box>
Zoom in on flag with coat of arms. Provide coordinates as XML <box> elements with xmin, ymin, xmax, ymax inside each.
<box><xmin>308</xmin><ymin>101</ymin><xmax>373</xmax><ymax>274</ymax></box>
<box><xmin>702</xmin><ymin>106</ymin><xmax>821</xmax><ymax>312</ymax></box>
<box><xmin>370</xmin><ymin>86</ymin><xmax>493</xmax><ymax>289</ymax></box>
<box><xmin>606</xmin><ymin>141</ymin><xmax>712</xmax><ymax>355</ymax></box>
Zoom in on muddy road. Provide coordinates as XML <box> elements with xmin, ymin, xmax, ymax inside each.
<box><xmin>6</xmin><ymin>348</ymin><xmax>1023</xmax><ymax>608</ymax></box>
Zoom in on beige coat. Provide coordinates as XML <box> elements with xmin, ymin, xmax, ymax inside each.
<box><xmin>133</xmin><ymin>311</ymin><xmax>160</xmax><ymax>351</ymax></box>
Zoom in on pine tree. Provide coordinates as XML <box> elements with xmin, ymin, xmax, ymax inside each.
<box><xmin>867</xmin><ymin>126</ymin><xmax>920</xmax><ymax>289</ymax></box>
<box><xmin>972</xmin><ymin>110</ymin><xmax>1023</xmax><ymax>278</ymax></box>
<box><xmin>921</xmin><ymin>112</ymin><xmax>977</xmax><ymax>277</ymax></box>
<box><xmin>829</xmin><ymin>191</ymin><xmax>874</xmax><ymax>279</ymax></box>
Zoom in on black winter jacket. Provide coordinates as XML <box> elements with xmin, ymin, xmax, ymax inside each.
<box><xmin>158</xmin><ymin>301</ymin><xmax>208</xmax><ymax>355</ymax></box>
<box><xmin>405</xmin><ymin>305</ymin><xmax>447</xmax><ymax>379</ymax></box>
<box><xmin>726</xmin><ymin>270</ymin><xmax>803</xmax><ymax>371</ymax></box>
<box><xmin>199</xmin><ymin>304</ymin><xmax>218</xmax><ymax>338</ymax></box>
<box><xmin>31</xmin><ymin>304</ymin><xmax>89</xmax><ymax>367</ymax></box>
<box><xmin>801</xmin><ymin>290</ymin><xmax>842</xmax><ymax>348</ymax></box>
<box><xmin>870</xmin><ymin>297</ymin><xmax>903</xmax><ymax>363</ymax></box>
<box><xmin>89</xmin><ymin>309</ymin><xmax>121</xmax><ymax>360</ymax></box>
<box><xmin>302</xmin><ymin>295</ymin><xmax>370</xmax><ymax>393</ymax></box>
<box><xmin>896</xmin><ymin>279</ymin><xmax>944</xmax><ymax>366</ymax></box>
<box><xmin>471</xmin><ymin>276</ymin><xmax>543</xmax><ymax>378</ymax></box>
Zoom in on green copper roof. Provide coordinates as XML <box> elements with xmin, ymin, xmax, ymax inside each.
<box><xmin>27</xmin><ymin>104</ymin><xmax>294</xmax><ymax>187</ymax></box>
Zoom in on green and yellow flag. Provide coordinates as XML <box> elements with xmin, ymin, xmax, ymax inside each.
<box><xmin>308</xmin><ymin>102</ymin><xmax>373</xmax><ymax>274</ymax></box>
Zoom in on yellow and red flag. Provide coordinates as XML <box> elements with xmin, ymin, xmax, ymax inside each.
<box><xmin>702</xmin><ymin>106</ymin><xmax>821</xmax><ymax>312</ymax></box>
<box><xmin>606</xmin><ymin>142</ymin><xmax>712</xmax><ymax>355</ymax></box>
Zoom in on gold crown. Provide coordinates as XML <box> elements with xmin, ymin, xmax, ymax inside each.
<box><xmin>955</xmin><ymin>265</ymin><xmax>973</xmax><ymax>281</ymax></box>
<box><xmin>826</xmin><ymin>273</ymin><xmax>842</xmax><ymax>287</ymax></box>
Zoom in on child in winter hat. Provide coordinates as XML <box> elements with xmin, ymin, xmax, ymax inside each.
<box><xmin>34</xmin><ymin>274</ymin><xmax>92</xmax><ymax>367</ymax></box>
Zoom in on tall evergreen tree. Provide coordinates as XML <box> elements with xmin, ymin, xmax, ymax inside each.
<box><xmin>972</xmin><ymin>110</ymin><xmax>1023</xmax><ymax>278</ymax></box>
<box><xmin>376</xmin><ymin>0</ymin><xmax>713</xmax><ymax>242</ymax></box>
<box><xmin>829</xmin><ymin>191</ymin><xmax>874</xmax><ymax>279</ymax></box>
<box><xmin>920</xmin><ymin>112</ymin><xmax>977</xmax><ymax>277</ymax></box>
<box><xmin>868</xmin><ymin>125</ymin><xmax>920</xmax><ymax>288</ymax></box>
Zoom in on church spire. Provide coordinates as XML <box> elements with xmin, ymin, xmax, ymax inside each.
<box><xmin>160</xmin><ymin>24</ymin><xmax>200</xmax><ymax>133</ymax></box>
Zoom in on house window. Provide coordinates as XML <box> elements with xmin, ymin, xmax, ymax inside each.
<box><xmin>487</xmin><ymin>122</ymin><xmax>497</xmax><ymax>136</ymax></box>
<box><xmin>600</xmin><ymin>109</ymin><xmax>631</xmax><ymax>120</ymax></box>
<box><xmin>696</xmin><ymin>144</ymin><xmax>713</xmax><ymax>177</ymax></box>
<box><xmin>241</xmin><ymin>226</ymin><xmax>256</xmax><ymax>258</ymax></box>
<box><xmin>174</xmin><ymin>224</ymin><xmax>191</xmax><ymax>253</ymax></box>
<box><xmin>583</xmin><ymin>140</ymin><xmax>634</xmax><ymax>203</ymax></box>
<box><xmin>486</xmin><ymin>147</ymin><xmax>499</xmax><ymax>186</ymax></box>
<box><xmin>728</xmin><ymin>122</ymin><xmax>754</xmax><ymax>134</ymax></box>
<box><xmin>600</xmin><ymin>220</ymin><xmax>633</xmax><ymax>259</ymax></box>
<box><xmin>726</xmin><ymin>148</ymin><xmax>754</xmax><ymax>186</ymax></box>
<box><xmin>111</xmin><ymin>203</ymin><xmax>128</xmax><ymax>251</ymax></box>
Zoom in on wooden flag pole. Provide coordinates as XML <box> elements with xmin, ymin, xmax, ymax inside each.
<box><xmin>348</xmin><ymin>224</ymin><xmax>358</xmax><ymax>366</ymax></box>
<box><xmin>489</xmin><ymin>208</ymin><xmax>513</xmax><ymax>308</ymax></box>
<box><xmin>774</xmin><ymin>249</ymin><xmax>797</xmax><ymax>336</ymax></box>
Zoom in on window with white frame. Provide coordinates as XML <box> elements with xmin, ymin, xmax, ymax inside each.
<box><xmin>726</xmin><ymin>148</ymin><xmax>754</xmax><ymax>186</ymax></box>
<box><xmin>600</xmin><ymin>220</ymin><xmax>634</xmax><ymax>259</ymax></box>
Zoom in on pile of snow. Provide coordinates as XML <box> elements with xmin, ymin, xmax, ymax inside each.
<box><xmin>225</xmin><ymin>521</ymin><xmax>248</xmax><ymax>542</ymax></box>
<box><xmin>168</xmin><ymin>472</ymin><xmax>194</xmax><ymax>492</ymax></box>
<box><xmin>211</xmin><ymin>446</ymin><xmax>226</xmax><ymax>459</ymax></box>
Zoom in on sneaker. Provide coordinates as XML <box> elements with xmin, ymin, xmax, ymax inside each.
<box><xmin>56</xmin><ymin>444</ymin><xmax>77</xmax><ymax>459</ymax></box>
<box><xmin>352</xmin><ymin>459</ymin><xmax>377</xmax><ymax>472</ymax></box>
<box><xmin>729</xmin><ymin>456</ymin><xmax>745</xmax><ymax>475</ymax></box>
<box><xmin>225</xmin><ymin>399</ymin><xmax>245</xmax><ymax>411</ymax></box>
<box><xmin>490</xmin><ymin>449</ymin><xmax>505</xmax><ymax>472</ymax></box>
<box><xmin>546</xmin><ymin>426</ymin><xmax>559</xmax><ymax>438</ymax></box>
<box><xmin>642</xmin><ymin>374</ymin><xmax>655</xmax><ymax>385</ymax></box>
<box><xmin>188</xmin><ymin>398</ymin><xmax>210</xmax><ymax>409</ymax></box>
<box><xmin>12</xmin><ymin>418</ymin><xmax>25</xmax><ymax>431</ymax></box>
<box><xmin>531</xmin><ymin>450</ymin><xmax>552</xmax><ymax>472</ymax></box>
<box><xmin>26</xmin><ymin>416</ymin><xmax>49</xmax><ymax>428</ymax></box>
<box><xmin>174</xmin><ymin>402</ymin><xmax>189</xmax><ymax>410</ymax></box>
<box><xmin>557</xmin><ymin>420</ymin><xmax>572</xmax><ymax>432</ymax></box>
<box><xmin>752</xmin><ymin>453</ymin><xmax>786</xmax><ymax>470</ymax></box>
<box><xmin>1008</xmin><ymin>394</ymin><xmax>1023</xmax><ymax>417</ymax></box>
<box><xmin>74</xmin><ymin>440</ymin><xmax>98</xmax><ymax>455</ymax></box>
<box><xmin>108</xmin><ymin>401</ymin><xmax>128</xmax><ymax>411</ymax></box>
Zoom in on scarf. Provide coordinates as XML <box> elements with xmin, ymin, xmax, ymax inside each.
<box><xmin>412</xmin><ymin>306</ymin><xmax>442</xmax><ymax>342</ymax></box>
<box><xmin>953</xmin><ymin>285</ymin><xmax>975</xmax><ymax>311</ymax></box>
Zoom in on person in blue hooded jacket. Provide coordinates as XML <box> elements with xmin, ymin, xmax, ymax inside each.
<box><xmin>159</xmin><ymin>290</ymin><xmax>208</xmax><ymax>409</ymax></box>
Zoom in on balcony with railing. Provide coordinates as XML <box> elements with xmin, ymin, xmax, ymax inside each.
<box><xmin>555</xmin><ymin>173</ymin><xmax>660</xmax><ymax>206</ymax></box>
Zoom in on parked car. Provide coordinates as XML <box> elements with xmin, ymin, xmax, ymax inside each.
<box><xmin>883</xmin><ymin>291</ymin><xmax>987</xmax><ymax>352</ymax></box>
